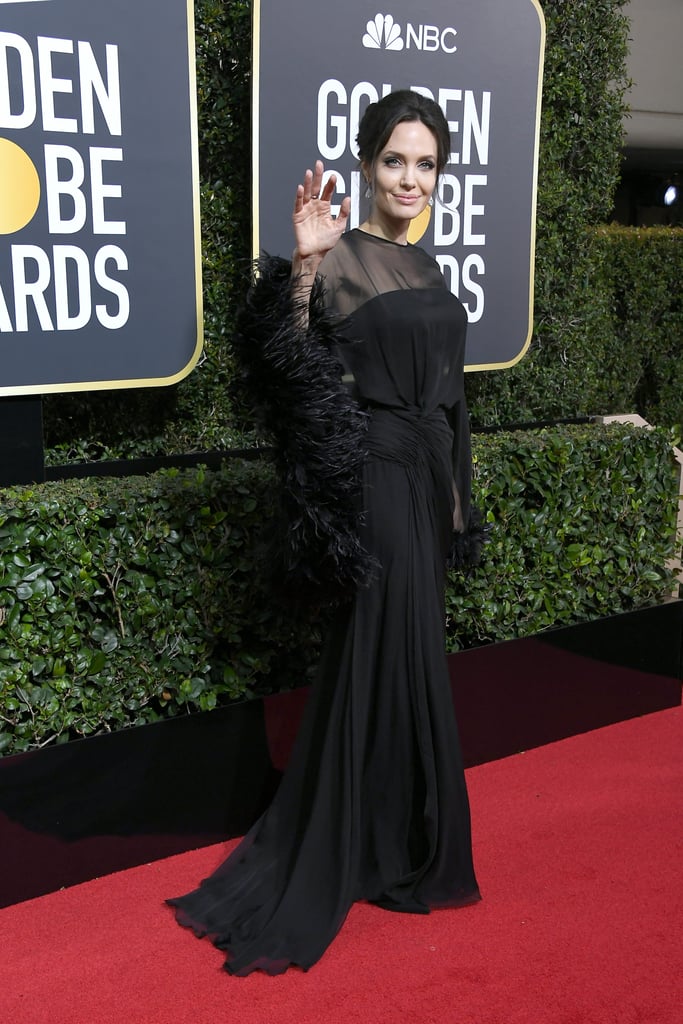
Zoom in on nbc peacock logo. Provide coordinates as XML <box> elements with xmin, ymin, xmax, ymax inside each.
<box><xmin>362</xmin><ymin>12</ymin><xmax>458</xmax><ymax>55</ymax></box>
<box><xmin>362</xmin><ymin>14</ymin><xmax>404</xmax><ymax>51</ymax></box>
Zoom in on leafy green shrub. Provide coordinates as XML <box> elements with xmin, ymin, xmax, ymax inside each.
<box><xmin>468</xmin><ymin>224</ymin><xmax>682</xmax><ymax>433</ymax></box>
<box><xmin>1</xmin><ymin>422</ymin><xmax>678</xmax><ymax>756</ymax></box>
<box><xmin>466</xmin><ymin>0</ymin><xmax>633</xmax><ymax>427</ymax></box>
<box><xmin>0</xmin><ymin>460</ymin><xmax>326</xmax><ymax>755</ymax></box>
<box><xmin>590</xmin><ymin>226</ymin><xmax>683</xmax><ymax>435</ymax></box>
<box><xmin>446</xmin><ymin>422</ymin><xmax>680</xmax><ymax>648</ymax></box>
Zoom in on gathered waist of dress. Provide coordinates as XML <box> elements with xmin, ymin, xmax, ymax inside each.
<box><xmin>364</xmin><ymin>404</ymin><xmax>453</xmax><ymax>466</ymax></box>
<box><xmin>364</xmin><ymin>400</ymin><xmax>450</xmax><ymax>421</ymax></box>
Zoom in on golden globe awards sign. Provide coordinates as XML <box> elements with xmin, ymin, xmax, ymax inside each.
<box><xmin>0</xmin><ymin>0</ymin><xmax>201</xmax><ymax>395</ymax></box>
<box><xmin>253</xmin><ymin>0</ymin><xmax>544</xmax><ymax>369</ymax></box>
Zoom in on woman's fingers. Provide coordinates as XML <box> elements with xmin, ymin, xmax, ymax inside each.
<box><xmin>310</xmin><ymin>159</ymin><xmax>324</xmax><ymax>199</ymax></box>
<box><xmin>336</xmin><ymin>195</ymin><xmax>351</xmax><ymax>232</ymax></box>
<box><xmin>294</xmin><ymin>161</ymin><xmax>350</xmax><ymax>230</ymax></box>
<box><xmin>294</xmin><ymin>167</ymin><xmax>316</xmax><ymax>212</ymax></box>
<box><xmin>303</xmin><ymin>161</ymin><xmax>330</xmax><ymax>202</ymax></box>
<box><xmin>297</xmin><ymin>162</ymin><xmax>343</xmax><ymax>205</ymax></box>
<box><xmin>321</xmin><ymin>173</ymin><xmax>337</xmax><ymax>202</ymax></box>
<box><xmin>293</xmin><ymin>182</ymin><xmax>304</xmax><ymax>214</ymax></box>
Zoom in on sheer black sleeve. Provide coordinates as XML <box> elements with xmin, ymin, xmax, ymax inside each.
<box><xmin>233</xmin><ymin>255</ymin><xmax>377</xmax><ymax>600</ymax></box>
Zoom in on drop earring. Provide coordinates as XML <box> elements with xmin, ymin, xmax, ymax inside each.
<box><xmin>428</xmin><ymin>195</ymin><xmax>434</xmax><ymax>207</ymax></box>
<box><xmin>364</xmin><ymin>182</ymin><xmax>373</xmax><ymax>200</ymax></box>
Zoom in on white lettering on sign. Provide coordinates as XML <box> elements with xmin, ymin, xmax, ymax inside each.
<box><xmin>405</xmin><ymin>24</ymin><xmax>458</xmax><ymax>54</ymax></box>
<box><xmin>0</xmin><ymin>31</ymin><xmax>121</xmax><ymax>134</ymax></box>
<box><xmin>317</xmin><ymin>79</ymin><xmax>347</xmax><ymax>160</ymax></box>
<box><xmin>436</xmin><ymin>254</ymin><xmax>485</xmax><ymax>323</ymax></box>
<box><xmin>11</xmin><ymin>244</ymin><xmax>53</xmax><ymax>332</ymax></box>
<box><xmin>0</xmin><ymin>30</ymin><xmax>130</xmax><ymax>336</ymax></box>
<box><xmin>0</xmin><ymin>243</ymin><xmax>129</xmax><ymax>332</ymax></box>
<box><xmin>317</xmin><ymin>79</ymin><xmax>490</xmax><ymax>166</ymax></box>
<box><xmin>43</xmin><ymin>145</ymin><xmax>125</xmax><ymax>234</ymax></box>
<box><xmin>463</xmin><ymin>174</ymin><xmax>487</xmax><ymax>245</ymax></box>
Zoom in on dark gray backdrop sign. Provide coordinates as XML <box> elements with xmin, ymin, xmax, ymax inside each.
<box><xmin>253</xmin><ymin>0</ymin><xmax>544</xmax><ymax>370</ymax></box>
<box><xmin>0</xmin><ymin>0</ymin><xmax>201</xmax><ymax>394</ymax></box>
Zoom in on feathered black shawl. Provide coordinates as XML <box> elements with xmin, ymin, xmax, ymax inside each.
<box><xmin>234</xmin><ymin>256</ymin><xmax>486</xmax><ymax>601</ymax></box>
<box><xmin>234</xmin><ymin>256</ymin><xmax>378</xmax><ymax>600</ymax></box>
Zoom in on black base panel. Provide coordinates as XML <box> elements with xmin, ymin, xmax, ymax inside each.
<box><xmin>0</xmin><ymin>397</ymin><xmax>45</xmax><ymax>487</ymax></box>
<box><xmin>1</xmin><ymin>601</ymin><xmax>680</xmax><ymax>908</ymax></box>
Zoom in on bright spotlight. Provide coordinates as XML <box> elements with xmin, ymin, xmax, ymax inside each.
<box><xmin>663</xmin><ymin>185</ymin><xmax>678</xmax><ymax>207</ymax></box>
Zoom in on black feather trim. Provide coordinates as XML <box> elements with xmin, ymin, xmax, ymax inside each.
<box><xmin>448</xmin><ymin>507</ymin><xmax>491</xmax><ymax>570</ymax></box>
<box><xmin>234</xmin><ymin>256</ymin><xmax>378</xmax><ymax>601</ymax></box>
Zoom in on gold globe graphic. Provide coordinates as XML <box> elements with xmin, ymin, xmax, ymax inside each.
<box><xmin>407</xmin><ymin>204</ymin><xmax>431</xmax><ymax>244</ymax></box>
<box><xmin>0</xmin><ymin>138</ymin><xmax>41</xmax><ymax>235</ymax></box>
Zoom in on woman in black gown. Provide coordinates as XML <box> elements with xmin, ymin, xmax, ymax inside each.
<box><xmin>168</xmin><ymin>90</ymin><xmax>484</xmax><ymax>976</ymax></box>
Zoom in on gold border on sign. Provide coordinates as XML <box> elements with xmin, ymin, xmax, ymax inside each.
<box><xmin>0</xmin><ymin>0</ymin><xmax>204</xmax><ymax>397</ymax></box>
<box><xmin>467</xmin><ymin>0</ymin><xmax>546</xmax><ymax>372</ymax></box>
<box><xmin>251</xmin><ymin>0</ymin><xmax>261</xmax><ymax>262</ymax></box>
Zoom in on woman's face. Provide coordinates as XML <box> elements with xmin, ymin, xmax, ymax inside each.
<box><xmin>364</xmin><ymin>119</ymin><xmax>439</xmax><ymax>233</ymax></box>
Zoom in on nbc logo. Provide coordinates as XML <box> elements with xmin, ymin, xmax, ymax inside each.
<box><xmin>363</xmin><ymin>13</ymin><xmax>404</xmax><ymax>50</ymax></box>
<box><xmin>362</xmin><ymin>13</ymin><xmax>458</xmax><ymax>55</ymax></box>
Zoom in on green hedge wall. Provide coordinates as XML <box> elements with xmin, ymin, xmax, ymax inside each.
<box><xmin>466</xmin><ymin>0</ymin><xmax>632</xmax><ymax>426</ymax></box>
<box><xmin>466</xmin><ymin>224</ymin><xmax>683</xmax><ymax>432</ymax></box>
<box><xmin>39</xmin><ymin>0</ymin><xmax>681</xmax><ymax>463</ymax></box>
<box><xmin>1</xmin><ymin>423</ymin><xmax>678</xmax><ymax>756</ymax></box>
<box><xmin>589</xmin><ymin>226</ymin><xmax>683</xmax><ymax>435</ymax></box>
<box><xmin>446</xmin><ymin>423</ymin><xmax>680</xmax><ymax>648</ymax></box>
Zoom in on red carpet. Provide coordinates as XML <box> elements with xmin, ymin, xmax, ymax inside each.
<box><xmin>2</xmin><ymin>707</ymin><xmax>681</xmax><ymax>1024</ymax></box>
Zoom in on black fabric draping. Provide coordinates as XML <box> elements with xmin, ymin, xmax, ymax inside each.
<box><xmin>167</xmin><ymin>230</ymin><xmax>482</xmax><ymax>974</ymax></box>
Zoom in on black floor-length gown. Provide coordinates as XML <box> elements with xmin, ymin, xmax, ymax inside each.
<box><xmin>167</xmin><ymin>229</ymin><xmax>482</xmax><ymax>975</ymax></box>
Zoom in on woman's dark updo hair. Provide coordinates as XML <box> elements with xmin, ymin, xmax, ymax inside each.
<box><xmin>356</xmin><ymin>89</ymin><xmax>450</xmax><ymax>176</ymax></box>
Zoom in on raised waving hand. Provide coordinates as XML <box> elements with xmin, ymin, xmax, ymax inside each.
<box><xmin>293</xmin><ymin>160</ymin><xmax>351</xmax><ymax>261</ymax></box>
